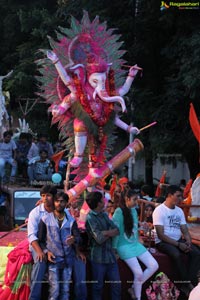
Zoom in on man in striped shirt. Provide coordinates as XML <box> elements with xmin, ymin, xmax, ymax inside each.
<box><xmin>86</xmin><ymin>191</ymin><xmax>121</xmax><ymax>300</ymax></box>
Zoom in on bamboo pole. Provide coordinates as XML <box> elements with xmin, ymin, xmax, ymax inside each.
<box><xmin>67</xmin><ymin>138</ymin><xmax>144</xmax><ymax>200</ymax></box>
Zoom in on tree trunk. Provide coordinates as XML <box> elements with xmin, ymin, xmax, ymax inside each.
<box><xmin>145</xmin><ymin>148</ymin><xmax>153</xmax><ymax>185</ymax></box>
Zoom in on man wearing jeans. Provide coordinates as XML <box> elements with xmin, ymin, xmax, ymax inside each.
<box><xmin>0</xmin><ymin>131</ymin><xmax>17</xmax><ymax>183</ymax></box>
<box><xmin>38</xmin><ymin>192</ymin><xmax>80</xmax><ymax>300</ymax></box>
<box><xmin>69</xmin><ymin>202</ymin><xmax>87</xmax><ymax>300</ymax></box>
<box><xmin>28</xmin><ymin>185</ymin><xmax>57</xmax><ymax>300</ymax></box>
<box><xmin>86</xmin><ymin>191</ymin><xmax>121</xmax><ymax>300</ymax></box>
<box><xmin>153</xmin><ymin>185</ymin><xmax>200</xmax><ymax>297</ymax></box>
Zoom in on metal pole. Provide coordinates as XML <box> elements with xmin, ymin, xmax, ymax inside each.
<box><xmin>128</xmin><ymin>123</ymin><xmax>133</xmax><ymax>181</ymax></box>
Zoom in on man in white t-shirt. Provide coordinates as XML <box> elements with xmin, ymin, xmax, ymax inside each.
<box><xmin>0</xmin><ymin>130</ymin><xmax>17</xmax><ymax>182</ymax></box>
<box><xmin>153</xmin><ymin>185</ymin><xmax>200</xmax><ymax>297</ymax></box>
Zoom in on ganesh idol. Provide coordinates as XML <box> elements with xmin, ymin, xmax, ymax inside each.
<box><xmin>37</xmin><ymin>12</ymin><xmax>142</xmax><ymax>170</ymax></box>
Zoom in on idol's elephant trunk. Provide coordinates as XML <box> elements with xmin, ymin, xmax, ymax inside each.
<box><xmin>97</xmin><ymin>89</ymin><xmax>126</xmax><ymax>112</ymax></box>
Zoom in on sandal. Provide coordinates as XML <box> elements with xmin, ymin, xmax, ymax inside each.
<box><xmin>128</xmin><ymin>287</ymin><xmax>137</xmax><ymax>300</ymax></box>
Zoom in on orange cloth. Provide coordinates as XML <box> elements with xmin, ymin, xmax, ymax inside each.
<box><xmin>118</xmin><ymin>177</ymin><xmax>128</xmax><ymax>191</ymax></box>
<box><xmin>51</xmin><ymin>150</ymin><xmax>65</xmax><ymax>172</ymax></box>
<box><xmin>183</xmin><ymin>179</ymin><xmax>193</xmax><ymax>198</ymax></box>
<box><xmin>118</xmin><ymin>177</ymin><xmax>128</xmax><ymax>184</ymax></box>
<box><xmin>189</xmin><ymin>103</ymin><xmax>200</xmax><ymax>143</ymax></box>
<box><xmin>155</xmin><ymin>171</ymin><xmax>166</xmax><ymax>197</ymax></box>
<box><xmin>110</xmin><ymin>175</ymin><xmax>118</xmax><ymax>199</ymax></box>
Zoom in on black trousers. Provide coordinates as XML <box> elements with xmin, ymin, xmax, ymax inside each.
<box><xmin>156</xmin><ymin>239</ymin><xmax>200</xmax><ymax>285</ymax></box>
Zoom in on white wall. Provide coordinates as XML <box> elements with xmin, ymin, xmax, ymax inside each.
<box><xmin>132</xmin><ymin>154</ymin><xmax>190</xmax><ymax>185</ymax></box>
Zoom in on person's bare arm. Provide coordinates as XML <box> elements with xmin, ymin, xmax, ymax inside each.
<box><xmin>35</xmin><ymin>199</ymin><xmax>43</xmax><ymax>206</ymax></box>
<box><xmin>181</xmin><ymin>224</ymin><xmax>192</xmax><ymax>251</ymax></box>
<box><xmin>181</xmin><ymin>224</ymin><xmax>191</xmax><ymax>243</ymax></box>
<box><xmin>137</xmin><ymin>198</ymin><xmax>158</xmax><ymax>207</ymax></box>
<box><xmin>155</xmin><ymin>225</ymin><xmax>179</xmax><ymax>246</ymax></box>
<box><xmin>155</xmin><ymin>225</ymin><xmax>190</xmax><ymax>252</ymax></box>
<box><xmin>47</xmin><ymin>251</ymin><xmax>56</xmax><ymax>263</ymax></box>
<box><xmin>31</xmin><ymin>240</ymin><xmax>46</xmax><ymax>262</ymax></box>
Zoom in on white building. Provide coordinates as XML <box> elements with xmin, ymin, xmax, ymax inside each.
<box><xmin>130</xmin><ymin>154</ymin><xmax>190</xmax><ymax>185</ymax></box>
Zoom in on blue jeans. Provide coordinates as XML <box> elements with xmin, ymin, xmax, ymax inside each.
<box><xmin>0</xmin><ymin>157</ymin><xmax>17</xmax><ymax>178</ymax></box>
<box><xmin>27</xmin><ymin>165</ymin><xmax>34</xmax><ymax>182</ymax></box>
<box><xmin>29</xmin><ymin>249</ymin><xmax>47</xmax><ymax>300</ymax></box>
<box><xmin>73</xmin><ymin>257</ymin><xmax>87</xmax><ymax>300</ymax></box>
<box><xmin>90</xmin><ymin>261</ymin><xmax>121</xmax><ymax>300</ymax></box>
<box><xmin>49</xmin><ymin>261</ymin><xmax>72</xmax><ymax>300</ymax></box>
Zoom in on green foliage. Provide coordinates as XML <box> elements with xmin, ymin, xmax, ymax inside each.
<box><xmin>125</xmin><ymin>1</ymin><xmax>200</xmax><ymax>179</ymax></box>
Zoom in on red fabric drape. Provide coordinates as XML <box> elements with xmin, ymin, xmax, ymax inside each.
<box><xmin>4</xmin><ymin>239</ymin><xmax>32</xmax><ymax>286</ymax></box>
<box><xmin>0</xmin><ymin>239</ymin><xmax>32</xmax><ymax>300</ymax></box>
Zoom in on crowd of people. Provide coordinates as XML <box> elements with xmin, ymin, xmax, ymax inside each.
<box><xmin>0</xmin><ymin>130</ymin><xmax>65</xmax><ymax>185</ymax></box>
<box><xmin>25</xmin><ymin>179</ymin><xmax>200</xmax><ymax>300</ymax></box>
<box><xmin>0</xmin><ymin>126</ymin><xmax>199</xmax><ymax>299</ymax></box>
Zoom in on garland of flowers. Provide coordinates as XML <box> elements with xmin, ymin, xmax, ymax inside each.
<box><xmin>71</xmin><ymin>71</ymin><xmax>117</xmax><ymax>166</ymax></box>
<box><xmin>89</xmin><ymin>133</ymin><xmax>108</xmax><ymax>167</ymax></box>
<box><xmin>72</xmin><ymin>73</ymin><xmax>113</xmax><ymax>127</ymax></box>
<box><xmin>97</xmin><ymin>134</ymin><xmax>108</xmax><ymax>165</ymax></box>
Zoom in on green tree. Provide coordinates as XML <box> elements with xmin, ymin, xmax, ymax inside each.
<box><xmin>0</xmin><ymin>1</ymin><xmax>60</xmax><ymax>99</ymax></box>
<box><xmin>152</xmin><ymin>8</ymin><xmax>200</xmax><ymax>179</ymax></box>
<box><xmin>0</xmin><ymin>0</ymin><xmax>63</xmax><ymax>138</ymax></box>
<box><xmin>127</xmin><ymin>0</ymin><xmax>161</xmax><ymax>184</ymax></box>
<box><xmin>129</xmin><ymin>2</ymin><xmax>200</xmax><ymax>181</ymax></box>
